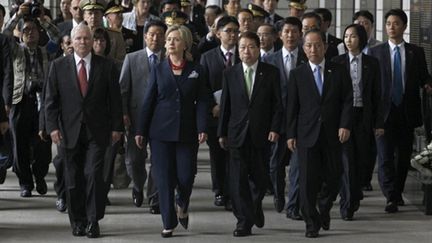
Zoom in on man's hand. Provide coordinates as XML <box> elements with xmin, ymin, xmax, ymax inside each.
<box><xmin>111</xmin><ymin>131</ymin><xmax>123</xmax><ymax>144</ymax></box>
<box><xmin>0</xmin><ymin>121</ymin><xmax>8</xmax><ymax>135</ymax></box>
<box><xmin>135</xmin><ymin>135</ymin><xmax>145</xmax><ymax>149</ymax></box>
<box><xmin>17</xmin><ymin>2</ymin><xmax>31</xmax><ymax>17</ymax></box>
<box><xmin>374</xmin><ymin>128</ymin><xmax>385</xmax><ymax>137</ymax></box>
<box><xmin>338</xmin><ymin>128</ymin><xmax>350</xmax><ymax>143</ymax></box>
<box><xmin>268</xmin><ymin>132</ymin><xmax>279</xmax><ymax>143</ymax></box>
<box><xmin>424</xmin><ymin>84</ymin><xmax>432</xmax><ymax>95</ymax></box>
<box><xmin>198</xmin><ymin>132</ymin><xmax>207</xmax><ymax>144</ymax></box>
<box><xmin>211</xmin><ymin>105</ymin><xmax>220</xmax><ymax>118</ymax></box>
<box><xmin>287</xmin><ymin>138</ymin><xmax>296</xmax><ymax>152</ymax></box>
<box><xmin>38</xmin><ymin>130</ymin><xmax>49</xmax><ymax>141</ymax></box>
<box><xmin>50</xmin><ymin>129</ymin><xmax>62</xmax><ymax>145</ymax></box>
<box><xmin>123</xmin><ymin>115</ymin><xmax>131</xmax><ymax>127</ymax></box>
<box><xmin>218</xmin><ymin>137</ymin><xmax>228</xmax><ymax>150</ymax></box>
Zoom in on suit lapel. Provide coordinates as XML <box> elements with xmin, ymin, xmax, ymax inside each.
<box><xmin>304</xmin><ymin>64</ymin><xmax>322</xmax><ymax>101</ymax></box>
<box><xmin>297</xmin><ymin>48</ymin><xmax>308</xmax><ymax>66</ymax></box>
<box><xmin>69</xmin><ymin>55</ymin><xmax>82</xmax><ymax>99</ymax></box>
<box><xmin>250</xmin><ymin>63</ymin><xmax>264</xmax><ymax>104</ymax></box>
<box><xmin>405</xmin><ymin>43</ymin><xmax>414</xmax><ymax>83</ymax></box>
<box><xmin>276</xmin><ymin>50</ymin><xmax>288</xmax><ymax>82</ymax></box>
<box><xmin>362</xmin><ymin>55</ymin><xmax>370</xmax><ymax>95</ymax></box>
<box><xmin>382</xmin><ymin>43</ymin><xmax>392</xmax><ymax>84</ymax></box>
<box><xmin>322</xmin><ymin>61</ymin><xmax>332</xmax><ymax>99</ymax></box>
<box><xmin>235</xmin><ymin>64</ymin><xmax>249</xmax><ymax>102</ymax></box>
<box><xmin>86</xmin><ymin>54</ymin><xmax>98</xmax><ymax>97</ymax></box>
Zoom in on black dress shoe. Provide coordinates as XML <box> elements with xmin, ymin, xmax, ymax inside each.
<box><xmin>305</xmin><ymin>231</ymin><xmax>319</xmax><ymax>238</ymax></box>
<box><xmin>86</xmin><ymin>222</ymin><xmax>100</xmax><ymax>238</ymax></box>
<box><xmin>224</xmin><ymin>199</ymin><xmax>232</xmax><ymax>211</ymax></box>
<box><xmin>20</xmin><ymin>189</ymin><xmax>32</xmax><ymax>197</ymax></box>
<box><xmin>254</xmin><ymin>204</ymin><xmax>265</xmax><ymax>228</ymax></box>
<box><xmin>397</xmin><ymin>199</ymin><xmax>405</xmax><ymax>206</ymax></box>
<box><xmin>0</xmin><ymin>167</ymin><xmax>6</xmax><ymax>184</ymax></box>
<box><xmin>286</xmin><ymin>211</ymin><xmax>302</xmax><ymax>220</ymax></box>
<box><xmin>273</xmin><ymin>197</ymin><xmax>285</xmax><ymax>213</ymax></box>
<box><xmin>132</xmin><ymin>188</ymin><xmax>143</xmax><ymax>207</ymax></box>
<box><xmin>362</xmin><ymin>184</ymin><xmax>373</xmax><ymax>191</ymax></box>
<box><xmin>56</xmin><ymin>198</ymin><xmax>67</xmax><ymax>212</ymax></box>
<box><xmin>385</xmin><ymin>201</ymin><xmax>398</xmax><ymax>213</ymax></box>
<box><xmin>150</xmin><ymin>205</ymin><xmax>160</xmax><ymax>214</ymax></box>
<box><xmin>321</xmin><ymin>213</ymin><xmax>330</xmax><ymax>230</ymax></box>
<box><xmin>161</xmin><ymin>229</ymin><xmax>173</xmax><ymax>238</ymax></box>
<box><xmin>176</xmin><ymin>205</ymin><xmax>189</xmax><ymax>229</ymax></box>
<box><xmin>72</xmin><ymin>222</ymin><xmax>86</xmax><ymax>237</ymax></box>
<box><xmin>36</xmin><ymin>179</ymin><xmax>47</xmax><ymax>195</ymax></box>
<box><xmin>233</xmin><ymin>228</ymin><xmax>251</xmax><ymax>237</ymax></box>
<box><xmin>214</xmin><ymin>195</ymin><xmax>225</xmax><ymax>206</ymax></box>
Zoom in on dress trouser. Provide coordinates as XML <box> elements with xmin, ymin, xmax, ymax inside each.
<box><xmin>376</xmin><ymin>104</ymin><xmax>414</xmax><ymax>203</ymax></box>
<box><xmin>11</xmin><ymin>95</ymin><xmax>51</xmax><ymax>190</ymax></box>
<box><xmin>298</xmin><ymin>128</ymin><xmax>342</xmax><ymax>233</ymax></box>
<box><xmin>62</xmin><ymin>125</ymin><xmax>106</xmax><ymax>225</ymax></box>
<box><xmin>53</xmin><ymin>152</ymin><xmax>66</xmax><ymax>200</ymax></box>
<box><xmin>150</xmin><ymin>139</ymin><xmax>197</xmax><ymax>230</ymax></box>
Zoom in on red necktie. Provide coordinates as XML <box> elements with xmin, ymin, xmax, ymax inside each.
<box><xmin>78</xmin><ymin>59</ymin><xmax>88</xmax><ymax>96</ymax></box>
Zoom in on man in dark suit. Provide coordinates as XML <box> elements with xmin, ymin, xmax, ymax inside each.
<box><xmin>57</xmin><ymin>0</ymin><xmax>83</xmax><ymax>35</ymax></box>
<box><xmin>262</xmin><ymin>16</ymin><xmax>307</xmax><ymax>219</ymax></box>
<box><xmin>218</xmin><ymin>31</ymin><xmax>283</xmax><ymax>237</ymax></box>
<box><xmin>263</xmin><ymin>0</ymin><xmax>283</xmax><ymax>25</ymax></box>
<box><xmin>286</xmin><ymin>29</ymin><xmax>352</xmax><ymax>238</ymax></box>
<box><xmin>45</xmin><ymin>23</ymin><xmax>123</xmax><ymax>238</ymax></box>
<box><xmin>200</xmin><ymin>16</ymin><xmax>240</xmax><ymax>210</ymax></box>
<box><xmin>119</xmin><ymin>20</ymin><xmax>167</xmax><ymax>212</ymax></box>
<box><xmin>369</xmin><ymin>9</ymin><xmax>432</xmax><ymax>213</ymax></box>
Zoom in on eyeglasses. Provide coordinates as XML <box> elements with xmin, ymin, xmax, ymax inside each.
<box><xmin>221</xmin><ymin>28</ymin><xmax>240</xmax><ymax>34</ymax></box>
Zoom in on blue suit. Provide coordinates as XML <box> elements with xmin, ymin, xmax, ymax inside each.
<box><xmin>136</xmin><ymin>60</ymin><xmax>208</xmax><ymax>230</ymax></box>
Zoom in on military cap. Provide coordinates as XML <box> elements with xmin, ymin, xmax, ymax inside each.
<box><xmin>247</xmin><ymin>3</ymin><xmax>269</xmax><ymax>18</ymax></box>
<box><xmin>105</xmin><ymin>0</ymin><xmax>123</xmax><ymax>15</ymax></box>
<box><xmin>161</xmin><ymin>0</ymin><xmax>181</xmax><ymax>8</ymax></box>
<box><xmin>289</xmin><ymin>0</ymin><xmax>307</xmax><ymax>10</ymax></box>
<box><xmin>162</xmin><ymin>10</ymin><xmax>188</xmax><ymax>26</ymax></box>
<box><xmin>180</xmin><ymin>0</ymin><xmax>191</xmax><ymax>7</ymax></box>
<box><xmin>79</xmin><ymin>0</ymin><xmax>107</xmax><ymax>11</ymax></box>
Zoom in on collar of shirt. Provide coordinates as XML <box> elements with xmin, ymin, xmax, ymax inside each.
<box><xmin>220</xmin><ymin>45</ymin><xmax>236</xmax><ymax>57</ymax></box>
<box><xmin>72</xmin><ymin>19</ymin><xmax>79</xmax><ymax>28</ymax></box>
<box><xmin>261</xmin><ymin>47</ymin><xmax>274</xmax><ymax>56</ymax></box>
<box><xmin>388</xmin><ymin>39</ymin><xmax>405</xmax><ymax>52</ymax></box>
<box><xmin>242</xmin><ymin>61</ymin><xmax>259</xmax><ymax>74</ymax></box>
<box><xmin>348</xmin><ymin>52</ymin><xmax>362</xmax><ymax>63</ymax></box>
<box><xmin>74</xmin><ymin>52</ymin><xmax>92</xmax><ymax>67</ymax></box>
<box><xmin>309</xmin><ymin>59</ymin><xmax>325</xmax><ymax>81</ymax></box>
<box><xmin>146</xmin><ymin>47</ymin><xmax>161</xmax><ymax>59</ymax></box>
<box><xmin>282</xmin><ymin>46</ymin><xmax>298</xmax><ymax>60</ymax></box>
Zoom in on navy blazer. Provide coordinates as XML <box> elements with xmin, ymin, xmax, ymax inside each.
<box><xmin>332</xmin><ymin>53</ymin><xmax>385</xmax><ymax>130</ymax></box>
<box><xmin>286</xmin><ymin>60</ymin><xmax>353</xmax><ymax>148</ymax></box>
<box><xmin>136</xmin><ymin>60</ymin><xmax>209</xmax><ymax>143</ymax></box>
<box><xmin>218</xmin><ymin>62</ymin><xmax>283</xmax><ymax>148</ymax></box>
<box><xmin>369</xmin><ymin>42</ymin><xmax>432</xmax><ymax>128</ymax></box>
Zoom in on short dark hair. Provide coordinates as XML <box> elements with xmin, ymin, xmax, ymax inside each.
<box><xmin>301</xmin><ymin>12</ymin><xmax>322</xmax><ymax>29</ymax></box>
<box><xmin>313</xmin><ymin>8</ymin><xmax>332</xmax><ymax>23</ymax></box>
<box><xmin>303</xmin><ymin>28</ymin><xmax>326</xmax><ymax>44</ymax></box>
<box><xmin>144</xmin><ymin>20</ymin><xmax>167</xmax><ymax>34</ymax></box>
<box><xmin>237</xmin><ymin>8</ymin><xmax>253</xmax><ymax>18</ymax></box>
<box><xmin>0</xmin><ymin>4</ymin><xmax>5</xmax><ymax>17</ymax></box>
<box><xmin>206</xmin><ymin>5</ymin><xmax>223</xmax><ymax>16</ymax></box>
<box><xmin>281</xmin><ymin>16</ymin><xmax>302</xmax><ymax>32</ymax></box>
<box><xmin>257</xmin><ymin>23</ymin><xmax>277</xmax><ymax>35</ymax></box>
<box><xmin>216</xmin><ymin>15</ymin><xmax>239</xmax><ymax>30</ymax></box>
<box><xmin>343</xmin><ymin>24</ymin><xmax>368</xmax><ymax>51</ymax></box>
<box><xmin>385</xmin><ymin>8</ymin><xmax>408</xmax><ymax>25</ymax></box>
<box><xmin>93</xmin><ymin>27</ymin><xmax>111</xmax><ymax>56</ymax></box>
<box><xmin>353</xmin><ymin>10</ymin><xmax>374</xmax><ymax>24</ymax></box>
<box><xmin>239</xmin><ymin>31</ymin><xmax>260</xmax><ymax>48</ymax></box>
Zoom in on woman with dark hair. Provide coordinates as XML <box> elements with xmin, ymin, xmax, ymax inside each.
<box><xmin>332</xmin><ymin>23</ymin><xmax>384</xmax><ymax>221</ymax></box>
<box><xmin>135</xmin><ymin>25</ymin><xmax>208</xmax><ymax>238</ymax></box>
<box><xmin>93</xmin><ymin>27</ymin><xmax>111</xmax><ymax>57</ymax></box>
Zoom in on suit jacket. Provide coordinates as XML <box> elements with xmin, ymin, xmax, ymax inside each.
<box><xmin>286</xmin><ymin>60</ymin><xmax>353</xmax><ymax>148</ymax></box>
<box><xmin>119</xmin><ymin>49</ymin><xmax>164</xmax><ymax>132</ymax></box>
<box><xmin>57</xmin><ymin>20</ymin><xmax>72</xmax><ymax>36</ymax></box>
<box><xmin>45</xmin><ymin>54</ymin><xmax>123</xmax><ymax>149</ymax></box>
<box><xmin>369</xmin><ymin>42</ymin><xmax>432</xmax><ymax>128</ymax></box>
<box><xmin>262</xmin><ymin>47</ymin><xmax>308</xmax><ymax>134</ymax></box>
<box><xmin>136</xmin><ymin>60</ymin><xmax>208</xmax><ymax>143</ymax></box>
<box><xmin>200</xmin><ymin>46</ymin><xmax>240</xmax><ymax>127</ymax></box>
<box><xmin>325</xmin><ymin>34</ymin><xmax>342</xmax><ymax>60</ymax></box>
<box><xmin>0</xmin><ymin>34</ymin><xmax>12</xmax><ymax>121</ymax></box>
<box><xmin>332</xmin><ymin>53</ymin><xmax>384</xmax><ymax>130</ymax></box>
<box><xmin>218</xmin><ymin>62</ymin><xmax>283</xmax><ymax>148</ymax></box>
<box><xmin>197</xmin><ymin>35</ymin><xmax>220</xmax><ymax>55</ymax></box>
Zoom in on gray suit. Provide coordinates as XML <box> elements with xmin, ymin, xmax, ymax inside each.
<box><xmin>119</xmin><ymin>49</ymin><xmax>161</xmax><ymax>200</ymax></box>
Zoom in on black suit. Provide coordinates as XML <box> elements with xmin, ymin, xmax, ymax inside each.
<box><xmin>287</xmin><ymin>60</ymin><xmax>352</xmax><ymax>233</ymax></box>
<box><xmin>369</xmin><ymin>42</ymin><xmax>432</xmax><ymax>204</ymax></box>
<box><xmin>325</xmin><ymin>34</ymin><xmax>342</xmax><ymax>60</ymax></box>
<box><xmin>332</xmin><ymin>53</ymin><xmax>384</xmax><ymax>217</ymax></box>
<box><xmin>200</xmin><ymin>46</ymin><xmax>240</xmax><ymax>203</ymax></box>
<box><xmin>218</xmin><ymin>62</ymin><xmax>283</xmax><ymax>230</ymax></box>
<box><xmin>45</xmin><ymin>54</ymin><xmax>123</xmax><ymax>226</ymax></box>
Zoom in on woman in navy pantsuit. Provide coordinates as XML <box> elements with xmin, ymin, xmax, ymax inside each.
<box><xmin>135</xmin><ymin>25</ymin><xmax>208</xmax><ymax>238</ymax></box>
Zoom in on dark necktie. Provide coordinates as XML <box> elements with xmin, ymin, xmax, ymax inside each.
<box><xmin>149</xmin><ymin>53</ymin><xmax>158</xmax><ymax>69</ymax></box>
<box><xmin>314</xmin><ymin>65</ymin><xmax>323</xmax><ymax>96</ymax></box>
<box><xmin>225</xmin><ymin>52</ymin><xmax>233</xmax><ymax>68</ymax></box>
<box><xmin>392</xmin><ymin>46</ymin><xmax>403</xmax><ymax>106</ymax></box>
<box><xmin>78</xmin><ymin>59</ymin><xmax>88</xmax><ymax>96</ymax></box>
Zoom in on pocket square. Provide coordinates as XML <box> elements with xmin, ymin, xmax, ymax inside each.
<box><xmin>188</xmin><ymin>71</ymin><xmax>199</xmax><ymax>78</ymax></box>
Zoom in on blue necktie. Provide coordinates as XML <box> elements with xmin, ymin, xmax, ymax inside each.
<box><xmin>149</xmin><ymin>54</ymin><xmax>158</xmax><ymax>69</ymax></box>
<box><xmin>314</xmin><ymin>65</ymin><xmax>323</xmax><ymax>95</ymax></box>
<box><xmin>392</xmin><ymin>46</ymin><xmax>403</xmax><ymax>106</ymax></box>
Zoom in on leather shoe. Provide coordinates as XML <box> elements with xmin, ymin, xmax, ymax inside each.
<box><xmin>150</xmin><ymin>205</ymin><xmax>160</xmax><ymax>214</ymax></box>
<box><xmin>362</xmin><ymin>184</ymin><xmax>373</xmax><ymax>191</ymax></box>
<box><xmin>36</xmin><ymin>179</ymin><xmax>47</xmax><ymax>195</ymax></box>
<box><xmin>20</xmin><ymin>189</ymin><xmax>32</xmax><ymax>197</ymax></box>
<box><xmin>305</xmin><ymin>231</ymin><xmax>319</xmax><ymax>238</ymax></box>
<box><xmin>385</xmin><ymin>201</ymin><xmax>398</xmax><ymax>213</ymax></box>
<box><xmin>161</xmin><ymin>229</ymin><xmax>173</xmax><ymax>238</ymax></box>
<box><xmin>233</xmin><ymin>228</ymin><xmax>251</xmax><ymax>237</ymax></box>
<box><xmin>176</xmin><ymin>205</ymin><xmax>189</xmax><ymax>229</ymax></box>
<box><xmin>214</xmin><ymin>195</ymin><xmax>225</xmax><ymax>206</ymax></box>
<box><xmin>132</xmin><ymin>188</ymin><xmax>143</xmax><ymax>207</ymax></box>
<box><xmin>254</xmin><ymin>203</ymin><xmax>264</xmax><ymax>228</ymax></box>
<box><xmin>56</xmin><ymin>198</ymin><xmax>67</xmax><ymax>212</ymax></box>
<box><xmin>397</xmin><ymin>199</ymin><xmax>405</xmax><ymax>206</ymax></box>
<box><xmin>321</xmin><ymin>213</ymin><xmax>330</xmax><ymax>230</ymax></box>
<box><xmin>72</xmin><ymin>222</ymin><xmax>86</xmax><ymax>237</ymax></box>
<box><xmin>86</xmin><ymin>222</ymin><xmax>100</xmax><ymax>238</ymax></box>
<box><xmin>286</xmin><ymin>211</ymin><xmax>302</xmax><ymax>220</ymax></box>
<box><xmin>224</xmin><ymin>199</ymin><xmax>232</xmax><ymax>211</ymax></box>
<box><xmin>273</xmin><ymin>197</ymin><xmax>285</xmax><ymax>213</ymax></box>
<box><xmin>0</xmin><ymin>167</ymin><xmax>6</xmax><ymax>184</ymax></box>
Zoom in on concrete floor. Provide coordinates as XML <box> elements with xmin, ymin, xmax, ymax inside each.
<box><xmin>0</xmin><ymin>146</ymin><xmax>432</xmax><ymax>243</ymax></box>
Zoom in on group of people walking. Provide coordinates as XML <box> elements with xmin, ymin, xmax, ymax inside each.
<box><xmin>0</xmin><ymin>0</ymin><xmax>430</xmax><ymax>239</ymax></box>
